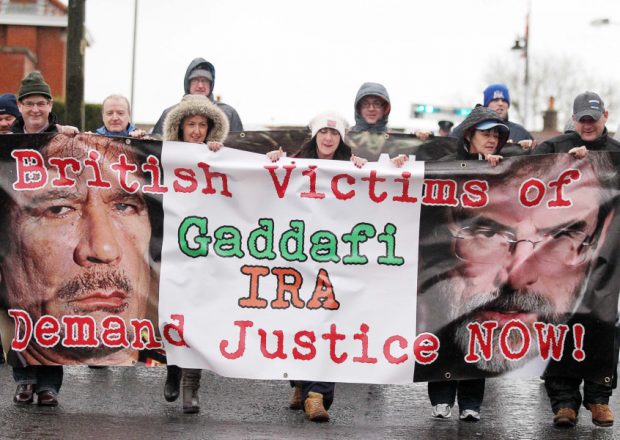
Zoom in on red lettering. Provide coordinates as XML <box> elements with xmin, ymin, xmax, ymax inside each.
<box><xmin>84</xmin><ymin>150</ymin><xmax>112</xmax><ymax>188</ymax></box>
<box><xmin>142</xmin><ymin>155</ymin><xmax>168</xmax><ymax>193</ymax></box>
<box><xmin>499</xmin><ymin>320</ymin><xmax>530</xmax><ymax>360</ymax></box>
<box><xmin>306</xmin><ymin>269</ymin><xmax>340</xmax><ymax>310</ymax></box>
<box><xmin>413</xmin><ymin>332</ymin><xmax>439</xmax><ymax>364</ymax></box>
<box><xmin>362</xmin><ymin>170</ymin><xmax>387</xmax><ymax>203</ymax></box>
<box><xmin>464</xmin><ymin>321</ymin><xmax>498</xmax><ymax>362</ymax></box>
<box><xmin>548</xmin><ymin>169</ymin><xmax>580</xmax><ymax>208</ymax></box>
<box><xmin>49</xmin><ymin>157</ymin><xmax>80</xmax><ymax>187</ymax></box>
<box><xmin>519</xmin><ymin>179</ymin><xmax>545</xmax><ymax>207</ymax></box>
<box><xmin>421</xmin><ymin>179</ymin><xmax>458</xmax><ymax>206</ymax></box>
<box><xmin>220</xmin><ymin>320</ymin><xmax>254</xmax><ymax>359</ymax></box>
<box><xmin>533</xmin><ymin>322</ymin><xmax>568</xmax><ymax>361</ymax></box>
<box><xmin>173</xmin><ymin>168</ymin><xmax>198</xmax><ymax>193</ymax></box>
<box><xmin>392</xmin><ymin>171</ymin><xmax>418</xmax><ymax>203</ymax></box>
<box><xmin>197</xmin><ymin>162</ymin><xmax>232</xmax><ymax>197</ymax></box>
<box><xmin>461</xmin><ymin>180</ymin><xmax>489</xmax><ymax>207</ymax></box>
<box><xmin>292</xmin><ymin>330</ymin><xmax>317</xmax><ymax>360</ymax></box>
<box><xmin>101</xmin><ymin>316</ymin><xmax>130</xmax><ymax>348</ymax></box>
<box><xmin>265</xmin><ymin>163</ymin><xmax>296</xmax><ymax>198</ymax></box>
<box><xmin>162</xmin><ymin>314</ymin><xmax>190</xmax><ymax>347</ymax></box>
<box><xmin>572</xmin><ymin>323</ymin><xmax>585</xmax><ymax>362</ymax></box>
<box><xmin>238</xmin><ymin>265</ymin><xmax>270</xmax><ymax>308</ymax></box>
<box><xmin>353</xmin><ymin>323</ymin><xmax>378</xmax><ymax>363</ymax></box>
<box><xmin>62</xmin><ymin>316</ymin><xmax>98</xmax><ymax>347</ymax></box>
<box><xmin>258</xmin><ymin>329</ymin><xmax>287</xmax><ymax>359</ymax></box>
<box><xmin>130</xmin><ymin>319</ymin><xmax>163</xmax><ymax>349</ymax></box>
<box><xmin>34</xmin><ymin>315</ymin><xmax>61</xmax><ymax>348</ymax></box>
<box><xmin>383</xmin><ymin>335</ymin><xmax>408</xmax><ymax>364</ymax></box>
<box><xmin>332</xmin><ymin>173</ymin><xmax>355</xmax><ymax>200</ymax></box>
<box><xmin>301</xmin><ymin>165</ymin><xmax>326</xmax><ymax>199</ymax></box>
<box><xmin>9</xmin><ymin>309</ymin><xmax>33</xmax><ymax>351</ymax></box>
<box><xmin>271</xmin><ymin>267</ymin><xmax>305</xmax><ymax>309</ymax></box>
<box><xmin>110</xmin><ymin>154</ymin><xmax>139</xmax><ymax>193</ymax></box>
<box><xmin>11</xmin><ymin>150</ymin><xmax>48</xmax><ymax>190</ymax></box>
<box><xmin>321</xmin><ymin>324</ymin><xmax>348</xmax><ymax>364</ymax></box>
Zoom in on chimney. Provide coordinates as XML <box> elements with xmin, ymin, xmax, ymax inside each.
<box><xmin>542</xmin><ymin>96</ymin><xmax>558</xmax><ymax>132</ymax></box>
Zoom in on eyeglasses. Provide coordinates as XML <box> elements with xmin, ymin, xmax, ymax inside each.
<box><xmin>21</xmin><ymin>100</ymin><xmax>50</xmax><ymax>109</ymax></box>
<box><xmin>190</xmin><ymin>77</ymin><xmax>211</xmax><ymax>85</ymax></box>
<box><xmin>360</xmin><ymin>99</ymin><xmax>385</xmax><ymax>109</ymax></box>
<box><xmin>452</xmin><ymin>225</ymin><xmax>595</xmax><ymax>266</ymax></box>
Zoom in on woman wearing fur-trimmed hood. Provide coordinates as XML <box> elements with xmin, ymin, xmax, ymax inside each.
<box><xmin>163</xmin><ymin>94</ymin><xmax>229</xmax><ymax>144</ymax></box>
<box><xmin>160</xmin><ymin>94</ymin><xmax>229</xmax><ymax>415</ymax></box>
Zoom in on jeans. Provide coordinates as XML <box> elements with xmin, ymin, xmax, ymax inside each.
<box><xmin>12</xmin><ymin>366</ymin><xmax>63</xmax><ymax>394</ymax></box>
<box><xmin>428</xmin><ymin>379</ymin><xmax>485</xmax><ymax>412</ymax></box>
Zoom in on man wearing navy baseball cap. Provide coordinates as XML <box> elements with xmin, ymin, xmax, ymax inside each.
<box><xmin>0</xmin><ymin>93</ymin><xmax>20</xmax><ymax>134</ymax></box>
<box><xmin>534</xmin><ymin>91</ymin><xmax>620</xmax><ymax>428</ymax></box>
<box><xmin>451</xmin><ymin>83</ymin><xmax>534</xmax><ymax>148</ymax></box>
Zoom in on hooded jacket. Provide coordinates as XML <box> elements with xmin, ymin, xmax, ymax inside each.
<box><xmin>452</xmin><ymin>106</ymin><xmax>509</xmax><ymax>160</ymax></box>
<box><xmin>152</xmin><ymin>57</ymin><xmax>243</xmax><ymax>135</ymax></box>
<box><xmin>163</xmin><ymin>95</ymin><xmax>229</xmax><ymax>143</ymax></box>
<box><xmin>349</xmin><ymin>82</ymin><xmax>391</xmax><ymax>133</ymax></box>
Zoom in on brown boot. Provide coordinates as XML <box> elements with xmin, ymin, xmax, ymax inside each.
<box><xmin>553</xmin><ymin>407</ymin><xmax>577</xmax><ymax>427</ymax></box>
<box><xmin>586</xmin><ymin>403</ymin><xmax>614</xmax><ymax>427</ymax></box>
<box><xmin>304</xmin><ymin>391</ymin><xmax>329</xmax><ymax>422</ymax></box>
<box><xmin>182</xmin><ymin>369</ymin><xmax>201</xmax><ymax>414</ymax></box>
<box><xmin>289</xmin><ymin>383</ymin><xmax>303</xmax><ymax>410</ymax></box>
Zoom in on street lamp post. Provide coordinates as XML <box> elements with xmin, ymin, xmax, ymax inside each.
<box><xmin>511</xmin><ymin>10</ymin><xmax>530</xmax><ymax>129</ymax></box>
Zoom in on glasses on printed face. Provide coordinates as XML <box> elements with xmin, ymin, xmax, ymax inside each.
<box><xmin>360</xmin><ymin>99</ymin><xmax>385</xmax><ymax>110</ymax></box>
<box><xmin>452</xmin><ymin>225</ymin><xmax>595</xmax><ymax>266</ymax></box>
<box><xmin>22</xmin><ymin>100</ymin><xmax>50</xmax><ymax>109</ymax></box>
<box><xmin>190</xmin><ymin>77</ymin><xmax>211</xmax><ymax>85</ymax></box>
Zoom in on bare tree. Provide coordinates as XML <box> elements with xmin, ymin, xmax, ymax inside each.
<box><xmin>485</xmin><ymin>54</ymin><xmax>618</xmax><ymax>131</ymax></box>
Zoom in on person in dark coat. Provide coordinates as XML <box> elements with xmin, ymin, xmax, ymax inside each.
<box><xmin>426</xmin><ymin>105</ymin><xmax>509</xmax><ymax>422</ymax></box>
<box><xmin>151</xmin><ymin>57</ymin><xmax>243</xmax><ymax>136</ymax></box>
<box><xmin>534</xmin><ymin>91</ymin><xmax>620</xmax><ymax>428</ymax></box>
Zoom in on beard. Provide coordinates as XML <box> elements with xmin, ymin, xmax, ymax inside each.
<box><xmin>447</xmin><ymin>282</ymin><xmax>582</xmax><ymax>374</ymax></box>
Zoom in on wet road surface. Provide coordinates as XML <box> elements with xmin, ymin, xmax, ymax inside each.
<box><xmin>0</xmin><ymin>365</ymin><xmax>617</xmax><ymax>439</ymax></box>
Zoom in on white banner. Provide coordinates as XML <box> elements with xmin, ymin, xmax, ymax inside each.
<box><xmin>159</xmin><ymin>143</ymin><xmax>424</xmax><ymax>384</ymax></box>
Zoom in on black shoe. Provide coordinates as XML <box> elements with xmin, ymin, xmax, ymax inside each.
<box><xmin>164</xmin><ymin>365</ymin><xmax>182</xmax><ymax>402</ymax></box>
<box><xmin>13</xmin><ymin>384</ymin><xmax>34</xmax><ymax>404</ymax></box>
<box><xmin>37</xmin><ymin>390</ymin><xmax>59</xmax><ymax>406</ymax></box>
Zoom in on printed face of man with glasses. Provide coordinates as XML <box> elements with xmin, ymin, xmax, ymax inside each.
<box><xmin>442</xmin><ymin>154</ymin><xmax>615</xmax><ymax>373</ymax></box>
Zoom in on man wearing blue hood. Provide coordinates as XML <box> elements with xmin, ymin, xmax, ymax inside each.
<box><xmin>96</xmin><ymin>95</ymin><xmax>147</xmax><ymax>138</ymax></box>
<box><xmin>151</xmin><ymin>58</ymin><xmax>243</xmax><ymax>136</ymax></box>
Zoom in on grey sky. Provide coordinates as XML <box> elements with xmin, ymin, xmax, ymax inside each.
<box><xmin>84</xmin><ymin>0</ymin><xmax>620</xmax><ymax>131</ymax></box>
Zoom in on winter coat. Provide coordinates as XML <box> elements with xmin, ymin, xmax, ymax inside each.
<box><xmin>96</xmin><ymin>122</ymin><xmax>137</xmax><ymax>137</ymax></box>
<box><xmin>152</xmin><ymin>57</ymin><xmax>243</xmax><ymax>135</ymax></box>
<box><xmin>11</xmin><ymin>112</ymin><xmax>59</xmax><ymax>134</ymax></box>
<box><xmin>534</xmin><ymin>128</ymin><xmax>620</xmax><ymax>154</ymax></box>
<box><xmin>445</xmin><ymin>106</ymin><xmax>509</xmax><ymax>161</ymax></box>
<box><xmin>163</xmin><ymin>95</ymin><xmax>229</xmax><ymax>143</ymax></box>
<box><xmin>451</xmin><ymin>116</ymin><xmax>532</xmax><ymax>143</ymax></box>
<box><xmin>349</xmin><ymin>82</ymin><xmax>391</xmax><ymax>133</ymax></box>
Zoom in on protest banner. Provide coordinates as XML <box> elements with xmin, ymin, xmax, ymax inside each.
<box><xmin>0</xmin><ymin>132</ymin><xmax>617</xmax><ymax>385</ymax></box>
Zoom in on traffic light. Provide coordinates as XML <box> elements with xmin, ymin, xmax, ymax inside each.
<box><xmin>453</xmin><ymin>107</ymin><xmax>472</xmax><ymax>117</ymax></box>
<box><xmin>413</xmin><ymin>104</ymin><xmax>441</xmax><ymax>118</ymax></box>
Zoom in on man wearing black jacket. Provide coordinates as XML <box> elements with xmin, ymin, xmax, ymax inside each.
<box><xmin>534</xmin><ymin>91</ymin><xmax>620</xmax><ymax>428</ymax></box>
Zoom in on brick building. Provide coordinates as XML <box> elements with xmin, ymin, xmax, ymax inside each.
<box><xmin>0</xmin><ymin>0</ymin><xmax>68</xmax><ymax>99</ymax></box>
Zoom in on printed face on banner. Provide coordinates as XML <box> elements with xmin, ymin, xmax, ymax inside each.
<box><xmin>0</xmin><ymin>134</ymin><xmax>154</xmax><ymax>365</ymax></box>
<box><xmin>417</xmin><ymin>153</ymin><xmax>616</xmax><ymax>378</ymax></box>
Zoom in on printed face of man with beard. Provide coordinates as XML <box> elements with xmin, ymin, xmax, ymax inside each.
<box><xmin>0</xmin><ymin>135</ymin><xmax>151</xmax><ymax>365</ymax></box>
<box><xmin>444</xmin><ymin>159</ymin><xmax>607</xmax><ymax>373</ymax></box>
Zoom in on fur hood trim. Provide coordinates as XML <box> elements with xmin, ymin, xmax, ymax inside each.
<box><xmin>163</xmin><ymin>95</ymin><xmax>229</xmax><ymax>143</ymax></box>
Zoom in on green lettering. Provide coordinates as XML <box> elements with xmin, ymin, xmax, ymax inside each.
<box><xmin>247</xmin><ymin>218</ymin><xmax>276</xmax><ymax>260</ymax></box>
<box><xmin>377</xmin><ymin>223</ymin><xmax>404</xmax><ymax>266</ymax></box>
<box><xmin>279</xmin><ymin>220</ymin><xmax>308</xmax><ymax>262</ymax></box>
<box><xmin>342</xmin><ymin>223</ymin><xmax>376</xmax><ymax>265</ymax></box>
<box><xmin>310</xmin><ymin>231</ymin><xmax>340</xmax><ymax>263</ymax></box>
<box><xmin>178</xmin><ymin>216</ymin><xmax>211</xmax><ymax>258</ymax></box>
<box><xmin>214</xmin><ymin>226</ymin><xmax>245</xmax><ymax>258</ymax></box>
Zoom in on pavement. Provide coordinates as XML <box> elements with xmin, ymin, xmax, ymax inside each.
<box><xmin>0</xmin><ymin>364</ymin><xmax>618</xmax><ymax>439</ymax></box>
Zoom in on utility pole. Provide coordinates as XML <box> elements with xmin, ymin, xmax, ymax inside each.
<box><xmin>65</xmin><ymin>0</ymin><xmax>85</xmax><ymax>129</ymax></box>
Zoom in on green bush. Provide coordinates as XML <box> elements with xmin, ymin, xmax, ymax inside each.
<box><xmin>52</xmin><ymin>101</ymin><xmax>103</xmax><ymax>132</ymax></box>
